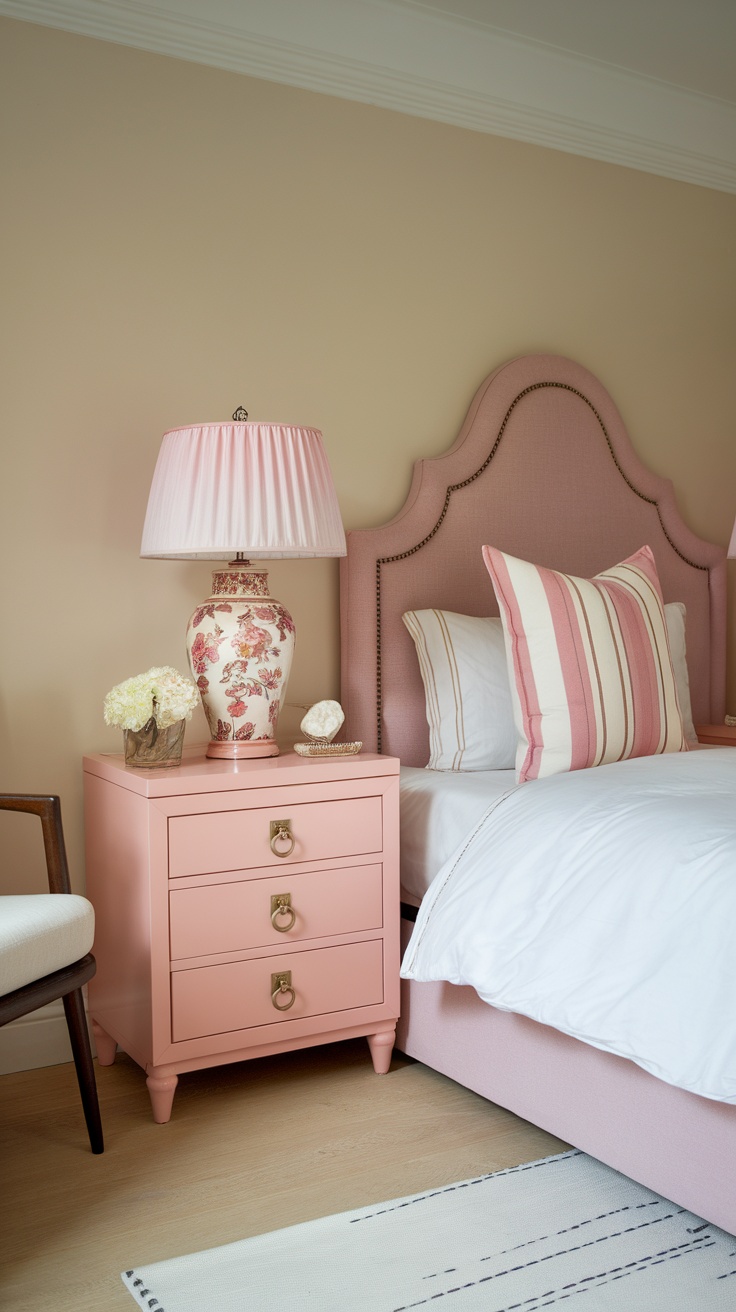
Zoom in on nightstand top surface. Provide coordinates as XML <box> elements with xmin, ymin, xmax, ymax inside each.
<box><xmin>695</xmin><ymin>724</ymin><xmax>736</xmax><ymax>745</ymax></box>
<box><xmin>83</xmin><ymin>746</ymin><xmax>400</xmax><ymax>796</ymax></box>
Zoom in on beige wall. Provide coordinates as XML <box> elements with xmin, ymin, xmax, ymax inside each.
<box><xmin>2</xmin><ymin>17</ymin><xmax>735</xmax><ymax>892</ymax></box>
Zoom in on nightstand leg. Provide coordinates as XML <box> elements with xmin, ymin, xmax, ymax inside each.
<box><xmin>146</xmin><ymin>1069</ymin><xmax>178</xmax><ymax>1123</ymax></box>
<box><xmin>91</xmin><ymin>1019</ymin><xmax>117</xmax><ymax>1066</ymax></box>
<box><xmin>367</xmin><ymin>1026</ymin><xmax>396</xmax><ymax>1074</ymax></box>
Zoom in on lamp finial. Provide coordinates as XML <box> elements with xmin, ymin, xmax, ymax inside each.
<box><xmin>232</xmin><ymin>405</ymin><xmax>249</xmax><ymax>421</ymax></box>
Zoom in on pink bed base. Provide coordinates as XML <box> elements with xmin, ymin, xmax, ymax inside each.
<box><xmin>398</xmin><ymin>923</ymin><xmax>736</xmax><ymax>1234</ymax></box>
<box><xmin>340</xmin><ymin>354</ymin><xmax>735</xmax><ymax>1234</ymax></box>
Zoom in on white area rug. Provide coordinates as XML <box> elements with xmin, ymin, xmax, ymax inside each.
<box><xmin>122</xmin><ymin>1150</ymin><xmax>736</xmax><ymax>1311</ymax></box>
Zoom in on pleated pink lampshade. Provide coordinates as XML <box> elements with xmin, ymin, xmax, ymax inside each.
<box><xmin>140</xmin><ymin>422</ymin><xmax>346</xmax><ymax>560</ymax></box>
<box><xmin>140</xmin><ymin>420</ymin><xmax>346</xmax><ymax>760</ymax></box>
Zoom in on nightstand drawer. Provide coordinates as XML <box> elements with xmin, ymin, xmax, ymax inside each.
<box><xmin>168</xmin><ymin>796</ymin><xmax>383</xmax><ymax>878</ymax></box>
<box><xmin>170</xmin><ymin>939</ymin><xmax>384</xmax><ymax>1041</ymax></box>
<box><xmin>169</xmin><ymin>863</ymin><xmax>383</xmax><ymax>959</ymax></box>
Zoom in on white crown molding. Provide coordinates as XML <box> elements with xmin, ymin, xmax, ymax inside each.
<box><xmin>3</xmin><ymin>0</ymin><xmax>736</xmax><ymax>194</ymax></box>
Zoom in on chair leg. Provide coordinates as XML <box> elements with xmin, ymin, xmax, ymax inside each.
<box><xmin>63</xmin><ymin>988</ymin><xmax>104</xmax><ymax>1154</ymax></box>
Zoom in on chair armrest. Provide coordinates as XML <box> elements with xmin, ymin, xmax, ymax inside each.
<box><xmin>0</xmin><ymin>794</ymin><xmax>71</xmax><ymax>894</ymax></box>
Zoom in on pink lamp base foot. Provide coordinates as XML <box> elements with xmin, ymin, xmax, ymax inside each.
<box><xmin>206</xmin><ymin>740</ymin><xmax>280</xmax><ymax>759</ymax></box>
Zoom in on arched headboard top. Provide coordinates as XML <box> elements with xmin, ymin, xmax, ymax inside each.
<box><xmin>340</xmin><ymin>354</ymin><xmax>726</xmax><ymax>765</ymax></box>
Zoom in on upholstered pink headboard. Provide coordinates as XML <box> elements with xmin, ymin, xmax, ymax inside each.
<box><xmin>340</xmin><ymin>354</ymin><xmax>726</xmax><ymax>765</ymax></box>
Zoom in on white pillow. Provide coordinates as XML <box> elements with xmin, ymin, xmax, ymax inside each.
<box><xmin>665</xmin><ymin>601</ymin><xmax>697</xmax><ymax>746</ymax></box>
<box><xmin>403</xmin><ymin>601</ymin><xmax>696</xmax><ymax>771</ymax></box>
<box><xmin>402</xmin><ymin>609</ymin><xmax>516</xmax><ymax>770</ymax></box>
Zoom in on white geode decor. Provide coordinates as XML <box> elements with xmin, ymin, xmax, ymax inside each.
<box><xmin>300</xmin><ymin>700</ymin><xmax>345</xmax><ymax>743</ymax></box>
<box><xmin>295</xmin><ymin>700</ymin><xmax>361</xmax><ymax>756</ymax></box>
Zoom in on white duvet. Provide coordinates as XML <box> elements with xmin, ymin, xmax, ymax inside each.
<box><xmin>401</xmin><ymin>748</ymin><xmax>736</xmax><ymax>1104</ymax></box>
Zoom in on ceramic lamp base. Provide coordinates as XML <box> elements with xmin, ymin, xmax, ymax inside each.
<box><xmin>186</xmin><ymin>564</ymin><xmax>295</xmax><ymax>759</ymax></box>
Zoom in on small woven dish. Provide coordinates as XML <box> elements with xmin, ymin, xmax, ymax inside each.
<box><xmin>294</xmin><ymin>741</ymin><xmax>363</xmax><ymax>757</ymax></box>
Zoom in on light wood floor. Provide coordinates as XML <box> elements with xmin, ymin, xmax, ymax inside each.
<box><xmin>0</xmin><ymin>1041</ymin><xmax>568</xmax><ymax>1311</ymax></box>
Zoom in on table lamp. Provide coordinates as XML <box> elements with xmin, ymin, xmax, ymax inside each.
<box><xmin>140</xmin><ymin>410</ymin><xmax>346</xmax><ymax>759</ymax></box>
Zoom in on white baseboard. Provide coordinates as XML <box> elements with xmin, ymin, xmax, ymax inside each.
<box><xmin>0</xmin><ymin>999</ymin><xmax>98</xmax><ymax>1075</ymax></box>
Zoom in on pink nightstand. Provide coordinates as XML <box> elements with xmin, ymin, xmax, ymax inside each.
<box><xmin>83</xmin><ymin>748</ymin><xmax>400</xmax><ymax>1123</ymax></box>
<box><xmin>696</xmin><ymin>724</ymin><xmax>736</xmax><ymax>747</ymax></box>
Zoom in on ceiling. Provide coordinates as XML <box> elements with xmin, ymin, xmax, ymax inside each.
<box><xmin>2</xmin><ymin>0</ymin><xmax>735</xmax><ymax>193</ymax></box>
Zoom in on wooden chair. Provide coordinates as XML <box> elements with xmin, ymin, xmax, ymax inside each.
<box><xmin>0</xmin><ymin>794</ymin><xmax>104</xmax><ymax>1153</ymax></box>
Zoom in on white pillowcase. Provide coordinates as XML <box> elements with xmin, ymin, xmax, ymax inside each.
<box><xmin>402</xmin><ymin>609</ymin><xmax>517</xmax><ymax>770</ymax></box>
<box><xmin>665</xmin><ymin>600</ymin><xmax>697</xmax><ymax>746</ymax></box>
<box><xmin>403</xmin><ymin>602</ymin><xmax>696</xmax><ymax>771</ymax></box>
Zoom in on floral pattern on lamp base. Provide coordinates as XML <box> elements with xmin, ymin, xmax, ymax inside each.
<box><xmin>186</xmin><ymin>566</ymin><xmax>295</xmax><ymax>759</ymax></box>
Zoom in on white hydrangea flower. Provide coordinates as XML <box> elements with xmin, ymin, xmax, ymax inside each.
<box><xmin>103</xmin><ymin>666</ymin><xmax>200</xmax><ymax>731</ymax></box>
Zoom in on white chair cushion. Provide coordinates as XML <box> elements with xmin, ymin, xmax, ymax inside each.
<box><xmin>0</xmin><ymin>895</ymin><xmax>95</xmax><ymax>995</ymax></box>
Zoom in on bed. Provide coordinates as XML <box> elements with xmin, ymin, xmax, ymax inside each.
<box><xmin>339</xmin><ymin>352</ymin><xmax>736</xmax><ymax>1234</ymax></box>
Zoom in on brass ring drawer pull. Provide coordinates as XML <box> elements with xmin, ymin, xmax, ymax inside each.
<box><xmin>269</xmin><ymin>819</ymin><xmax>295</xmax><ymax>858</ymax></box>
<box><xmin>271</xmin><ymin>971</ymin><xmax>296</xmax><ymax>1011</ymax></box>
<box><xmin>271</xmin><ymin>894</ymin><xmax>296</xmax><ymax>933</ymax></box>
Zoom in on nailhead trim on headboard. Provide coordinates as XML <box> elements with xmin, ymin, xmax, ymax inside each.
<box><xmin>374</xmin><ymin>381</ymin><xmax>706</xmax><ymax>754</ymax></box>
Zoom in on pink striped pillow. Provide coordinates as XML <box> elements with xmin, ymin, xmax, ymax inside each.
<box><xmin>482</xmin><ymin>544</ymin><xmax>687</xmax><ymax>782</ymax></box>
